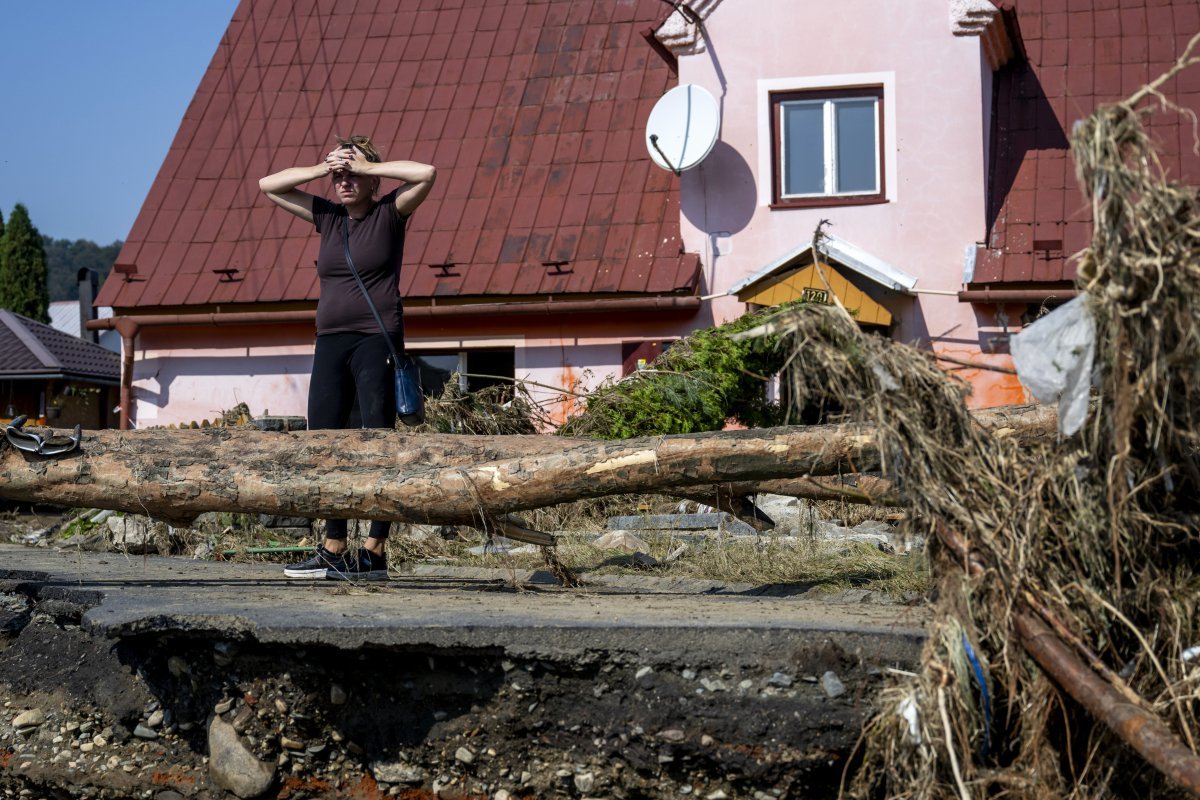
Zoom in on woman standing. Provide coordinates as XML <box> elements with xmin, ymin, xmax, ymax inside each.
<box><xmin>259</xmin><ymin>136</ymin><xmax>436</xmax><ymax>580</ymax></box>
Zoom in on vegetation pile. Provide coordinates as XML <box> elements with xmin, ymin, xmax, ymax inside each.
<box><xmin>736</xmin><ymin>46</ymin><xmax>1200</xmax><ymax>799</ymax></box>
<box><xmin>558</xmin><ymin>303</ymin><xmax>791</xmax><ymax>439</ymax></box>
<box><xmin>413</xmin><ymin>379</ymin><xmax>549</xmax><ymax>435</ymax></box>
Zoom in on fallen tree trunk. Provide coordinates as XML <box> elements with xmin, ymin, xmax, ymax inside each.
<box><xmin>0</xmin><ymin>404</ymin><xmax>1057</xmax><ymax>527</ymax></box>
<box><xmin>0</xmin><ymin>424</ymin><xmax>883</xmax><ymax>526</ymax></box>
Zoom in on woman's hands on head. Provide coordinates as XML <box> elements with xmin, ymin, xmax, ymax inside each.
<box><xmin>325</xmin><ymin>145</ymin><xmax>372</xmax><ymax>176</ymax></box>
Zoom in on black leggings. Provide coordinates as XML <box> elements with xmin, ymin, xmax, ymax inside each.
<box><xmin>308</xmin><ymin>331</ymin><xmax>404</xmax><ymax>541</ymax></box>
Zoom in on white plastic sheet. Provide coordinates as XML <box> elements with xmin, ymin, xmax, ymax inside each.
<box><xmin>1009</xmin><ymin>296</ymin><xmax>1096</xmax><ymax>436</ymax></box>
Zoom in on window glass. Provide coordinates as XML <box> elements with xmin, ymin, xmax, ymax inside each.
<box><xmin>781</xmin><ymin>102</ymin><xmax>825</xmax><ymax>196</ymax></box>
<box><xmin>834</xmin><ymin>99</ymin><xmax>877</xmax><ymax>194</ymax></box>
<box><xmin>466</xmin><ymin>350</ymin><xmax>515</xmax><ymax>394</ymax></box>
<box><xmin>771</xmin><ymin>86</ymin><xmax>884</xmax><ymax>206</ymax></box>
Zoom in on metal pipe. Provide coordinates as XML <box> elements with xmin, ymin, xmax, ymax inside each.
<box><xmin>407</xmin><ymin>296</ymin><xmax>702</xmax><ymax>317</ymax></box>
<box><xmin>1014</xmin><ymin>612</ymin><xmax>1200</xmax><ymax>796</ymax></box>
<box><xmin>958</xmin><ymin>288</ymin><xmax>1079</xmax><ymax>303</ymax></box>
<box><xmin>936</xmin><ymin>522</ymin><xmax>1200</xmax><ymax>796</ymax></box>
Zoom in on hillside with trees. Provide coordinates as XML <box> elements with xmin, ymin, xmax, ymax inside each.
<box><xmin>44</xmin><ymin>237</ymin><xmax>121</xmax><ymax>301</ymax></box>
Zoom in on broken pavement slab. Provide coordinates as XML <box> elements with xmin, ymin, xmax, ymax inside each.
<box><xmin>0</xmin><ymin>543</ymin><xmax>928</xmax><ymax>799</ymax></box>
<box><xmin>0</xmin><ymin>544</ymin><xmax>925</xmax><ymax>665</ymax></box>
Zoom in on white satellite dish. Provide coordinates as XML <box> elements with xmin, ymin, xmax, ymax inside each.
<box><xmin>645</xmin><ymin>83</ymin><xmax>720</xmax><ymax>175</ymax></box>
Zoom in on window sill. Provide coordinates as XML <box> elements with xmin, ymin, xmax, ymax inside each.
<box><xmin>770</xmin><ymin>196</ymin><xmax>889</xmax><ymax>210</ymax></box>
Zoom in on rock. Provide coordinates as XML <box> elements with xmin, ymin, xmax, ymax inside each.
<box><xmin>155</xmin><ymin>792</ymin><xmax>185</xmax><ymax>800</ymax></box>
<box><xmin>699</xmin><ymin>678</ymin><xmax>727</xmax><ymax>692</ymax></box>
<box><xmin>231</xmin><ymin>705</ymin><xmax>254</xmax><ymax>732</ymax></box>
<box><xmin>705</xmin><ymin>791</ymin><xmax>728</xmax><ymax>800</ymax></box>
<box><xmin>166</xmin><ymin>656</ymin><xmax>189</xmax><ymax>678</ymax></box>
<box><xmin>280</xmin><ymin>736</ymin><xmax>304</xmax><ymax>750</ymax></box>
<box><xmin>821</xmin><ymin>671</ymin><xmax>846</xmax><ymax>698</ymax></box>
<box><xmin>329</xmin><ymin>684</ymin><xmax>347</xmax><ymax>705</ymax></box>
<box><xmin>208</xmin><ymin>715</ymin><xmax>276</xmax><ymax>798</ymax></box>
<box><xmin>494</xmin><ymin>790</ymin><xmax>514</xmax><ymax>800</ymax></box>
<box><xmin>12</xmin><ymin>709</ymin><xmax>45</xmax><ymax>728</ymax></box>
<box><xmin>106</xmin><ymin>515</ymin><xmax>168</xmax><ymax>555</ymax></box>
<box><xmin>657</xmin><ymin>728</ymin><xmax>686</xmax><ymax>742</ymax></box>
<box><xmin>146</xmin><ymin>709</ymin><xmax>164</xmax><ymax>728</ymax></box>
<box><xmin>372</xmin><ymin>761</ymin><xmax>427</xmax><ymax>784</ymax></box>
<box><xmin>455</xmin><ymin>746</ymin><xmax>476</xmax><ymax>764</ymax></box>
<box><xmin>133</xmin><ymin>724</ymin><xmax>158</xmax><ymax>739</ymax></box>
<box><xmin>635</xmin><ymin>666</ymin><xmax>654</xmax><ymax>680</ymax></box>
<box><xmin>767</xmin><ymin>672</ymin><xmax>793</xmax><ymax>688</ymax></box>
<box><xmin>214</xmin><ymin>698</ymin><xmax>235</xmax><ymax>715</ymax></box>
<box><xmin>681</xmin><ymin>669</ymin><xmax>697</xmax><ymax>680</ymax></box>
<box><xmin>700</xmin><ymin>734</ymin><xmax>715</xmax><ymax>747</ymax></box>
<box><xmin>574</xmin><ymin>772</ymin><xmax>595</xmax><ymax>793</ymax></box>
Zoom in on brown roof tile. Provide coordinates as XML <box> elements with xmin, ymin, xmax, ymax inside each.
<box><xmin>974</xmin><ymin>0</ymin><xmax>1200</xmax><ymax>286</ymax></box>
<box><xmin>99</xmin><ymin>0</ymin><xmax>696</xmax><ymax>311</ymax></box>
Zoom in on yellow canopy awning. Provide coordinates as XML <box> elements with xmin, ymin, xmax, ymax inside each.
<box><xmin>736</xmin><ymin>261</ymin><xmax>893</xmax><ymax>326</ymax></box>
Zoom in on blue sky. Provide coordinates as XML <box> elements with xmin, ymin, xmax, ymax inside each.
<box><xmin>0</xmin><ymin>1</ymin><xmax>240</xmax><ymax>244</ymax></box>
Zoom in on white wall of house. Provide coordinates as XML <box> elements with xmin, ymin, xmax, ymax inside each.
<box><xmin>671</xmin><ymin>0</ymin><xmax>1027</xmax><ymax>407</ymax></box>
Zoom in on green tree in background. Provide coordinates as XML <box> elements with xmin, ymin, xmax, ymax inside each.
<box><xmin>0</xmin><ymin>209</ymin><xmax>5</xmax><ymax>241</ymax></box>
<box><xmin>43</xmin><ymin>237</ymin><xmax>122</xmax><ymax>301</ymax></box>
<box><xmin>0</xmin><ymin>204</ymin><xmax>50</xmax><ymax>323</ymax></box>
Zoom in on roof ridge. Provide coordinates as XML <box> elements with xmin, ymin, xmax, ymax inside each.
<box><xmin>0</xmin><ymin>309</ymin><xmax>63</xmax><ymax>370</ymax></box>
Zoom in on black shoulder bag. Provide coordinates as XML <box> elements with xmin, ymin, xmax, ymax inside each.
<box><xmin>341</xmin><ymin>215</ymin><xmax>424</xmax><ymax>426</ymax></box>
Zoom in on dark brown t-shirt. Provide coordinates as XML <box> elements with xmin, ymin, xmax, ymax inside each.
<box><xmin>312</xmin><ymin>189</ymin><xmax>408</xmax><ymax>335</ymax></box>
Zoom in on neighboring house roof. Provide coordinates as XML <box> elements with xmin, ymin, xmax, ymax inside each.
<box><xmin>48</xmin><ymin>301</ymin><xmax>113</xmax><ymax>338</ymax></box>
<box><xmin>48</xmin><ymin>301</ymin><xmax>122</xmax><ymax>355</ymax></box>
<box><xmin>96</xmin><ymin>0</ymin><xmax>700</xmax><ymax>313</ymax></box>
<box><xmin>971</xmin><ymin>0</ymin><xmax>1200</xmax><ymax>286</ymax></box>
<box><xmin>0</xmin><ymin>310</ymin><xmax>121</xmax><ymax>383</ymax></box>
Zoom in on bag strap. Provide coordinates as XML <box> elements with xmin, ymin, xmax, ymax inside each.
<box><xmin>341</xmin><ymin>214</ymin><xmax>402</xmax><ymax>367</ymax></box>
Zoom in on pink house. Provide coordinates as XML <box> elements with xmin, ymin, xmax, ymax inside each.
<box><xmin>94</xmin><ymin>0</ymin><xmax>1200</xmax><ymax>427</ymax></box>
<box><xmin>663</xmin><ymin>0</ymin><xmax>1198</xmax><ymax>408</ymax></box>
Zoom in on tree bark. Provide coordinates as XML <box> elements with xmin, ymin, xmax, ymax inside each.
<box><xmin>0</xmin><ymin>425</ymin><xmax>882</xmax><ymax>526</ymax></box>
<box><xmin>0</xmin><ymin>404</ymin><xmax>1057</xmax><ymax>527</ymax></box>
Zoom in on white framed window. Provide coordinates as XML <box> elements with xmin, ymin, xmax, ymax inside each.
<box><xmin>771</xmin><ymin>86</ymin><xmax>885</xmax><ymax>207</ymax></box>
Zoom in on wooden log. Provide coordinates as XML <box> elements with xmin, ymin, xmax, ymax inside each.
<box><xmin>0</xmin><ymin>425</ymin><xmax>882</xmax><ymax>526</ymax></box>
<box><xmin>0</xmin><ymin>404</ymin><xmax>1057</xmax><ymax>527</ymax></box>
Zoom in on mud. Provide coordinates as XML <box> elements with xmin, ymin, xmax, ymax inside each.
<box><xmin>0</xmin><ymin>576</ymin><xmax>919</xmax><ymax>800</ymax></box>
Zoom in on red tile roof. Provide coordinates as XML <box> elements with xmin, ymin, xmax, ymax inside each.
<box><xmin>97</xmin><ymin>0</ymin><xmax>699</xmax><ymax>312</ymax></box>
<box><xmin>972</xmin><ymin>0</ymin><xmax>1200</xmax><ymax>286</ymax></box>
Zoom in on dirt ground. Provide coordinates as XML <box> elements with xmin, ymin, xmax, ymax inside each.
<box><xmin>0</xmin><ymin>510</ymin><xmax>926</xmax><ymax>800</ymax></box>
